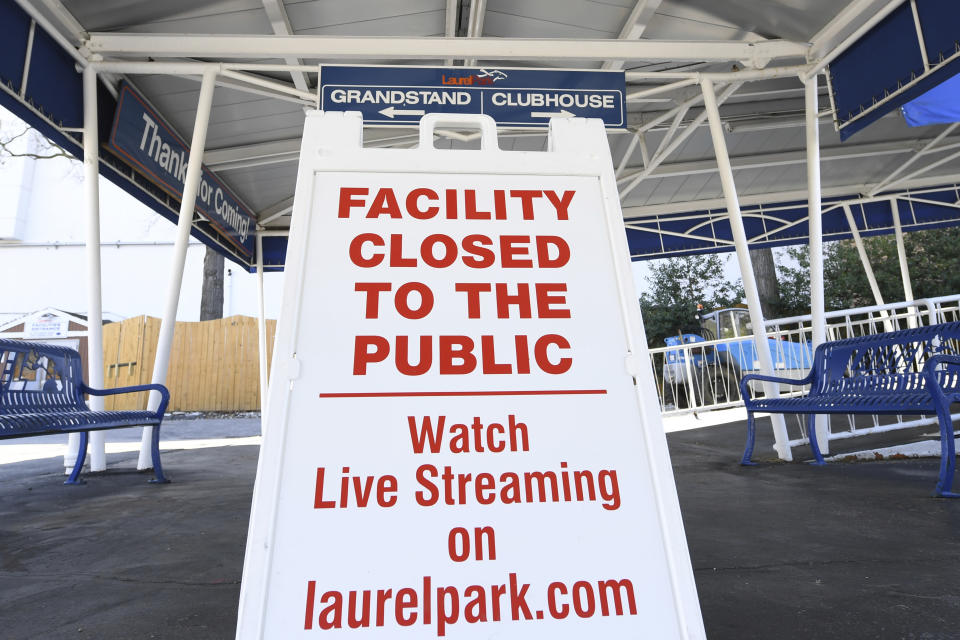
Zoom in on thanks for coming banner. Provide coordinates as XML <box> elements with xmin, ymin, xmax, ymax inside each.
<box><xmin>107</xmin><ymin>82</ymin><xmax>255</xmax><ymax>259</ymax></box>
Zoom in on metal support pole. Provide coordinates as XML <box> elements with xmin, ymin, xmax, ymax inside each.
<box><xmin>616</xmin><ymin>131</ymin><xmax>642</xmax><ymax>177</ymax></box>
<box><xmin>137</xmin><ymin>69</ymin><xmax>218</xmax><ymax>469</ymax></box>
<box><xmin>256</xmin><ymin>231</ymin><xmax>269</xmax><ymax>432</ymax></box>
<box><xmin>805</xmin><ymin>75</ymin><xmax>829</xmax><ymax>454</ymax></box>
<box><xmin>620</xmin><ymin>82</ymin><xmax>741</xmax><ymax>199</ymax></box>
<box><xmin>75</xmin><ymin>66</ymin><xmax>109</xmax><ymax>473</ymax></box>
<box><xmin>701</xmin><ymin>77</ymin><xmax>792</xmax><ymax>461</ymax></box>
<box><xmin>891</xmin><ymin>198</ymin><xmax>917</xmax><ymax>328</ymax></box>
<box><xmin>842</xmin><ymin>204</ymin><xmax>886</xmax><ymax>307</ymax></box>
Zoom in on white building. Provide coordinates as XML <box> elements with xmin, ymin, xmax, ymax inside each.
<box><xmin>0</xmin><ymin>106</ymin><xmax>284</xmax><ymax>326</ymax></box>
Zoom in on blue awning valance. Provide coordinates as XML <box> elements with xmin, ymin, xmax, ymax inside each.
<box><xmin>829</xmin><ymin>0</ymin><xmax>960</xmax><ymax>140</ymax></box>
<box><xmin>625</xmin><ymin>183</ymin><xmax>960</xmax><ymax>260</ymax></box>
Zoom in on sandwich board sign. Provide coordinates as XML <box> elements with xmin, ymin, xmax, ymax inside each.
<box><xmin>236</xmin><ymin>111</ymin><xmax>704</xmax><ymax>639</ymax></box>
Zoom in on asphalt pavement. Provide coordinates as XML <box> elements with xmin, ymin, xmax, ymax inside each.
<box><xmin>1</xmin><ymin>415</ymin><xmax>959</xmax><ymax>639</ymax></box>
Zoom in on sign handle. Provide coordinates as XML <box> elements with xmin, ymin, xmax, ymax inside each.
<box><xmin>418</xmin><ymin>113</ymin><xmax>500</xmax><ymax>151</ymax></box>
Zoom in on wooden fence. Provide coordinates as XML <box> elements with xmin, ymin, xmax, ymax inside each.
<box><xmin>101</xmin><ymin>315</ymin><xmax>276</xmax><ymax>412</ymax></box>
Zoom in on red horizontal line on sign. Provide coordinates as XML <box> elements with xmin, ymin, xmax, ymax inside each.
<box><xmin>317</xmin><ymin>389</ymin><xmax>608</xmax><ymax>398</ymax></box>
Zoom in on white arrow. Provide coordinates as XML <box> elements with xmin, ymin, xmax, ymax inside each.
<box><xmin>379</xmin><ymin>106</ymin><xmax>426</xmax><ymax>119</ymax></box>
<box><xmin>530</xmin><ymin>109</ymin><xmax>575</xmax><ymax>119</ymax></box>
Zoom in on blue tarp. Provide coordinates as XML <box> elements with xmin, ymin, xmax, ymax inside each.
<box><xmin>829</xmin><ymin>0</ymin><xmax>960</xmax><ymax>140</ymax></box>
<box><xmin>903</xmin><ymin>72</ymin><xmax>960</xmax><ymax>126</ymax></box>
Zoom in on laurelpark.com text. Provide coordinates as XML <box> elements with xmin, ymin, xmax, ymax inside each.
<box><xmin>303</xmin><ymin>573</ymin><xmax>637</xmax><ymax>636</ymax></box>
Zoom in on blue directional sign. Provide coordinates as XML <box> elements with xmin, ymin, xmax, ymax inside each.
<box><xmin>319</xmin><ymin>65</ymin><xmax>626</xmax><ymax>129</ymax></box>
<box><xmin>108</xmin><ymin>82</ymin><xmax>256</xmax><ymax>259</ymax></box>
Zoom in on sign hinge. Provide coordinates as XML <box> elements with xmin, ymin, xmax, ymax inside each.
<box><xmin>624</xmin><ymin>351</ymin><xmax>644</xmax><ymax>377</ymax></box>
<box><xmin>286</xmin><ymin>356</ymin><xmax>302</xmax><ymax>381</ymax></box>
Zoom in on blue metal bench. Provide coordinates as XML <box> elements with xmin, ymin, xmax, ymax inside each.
<box><xmin>740</xmin><ymin>322</ymin><xmax>960</xmax><ymax>497</ymax></box>
<box><xmin>0</xmin><ymin>339</ymin><xmax>170</xmax><ymax>485</ymax></box>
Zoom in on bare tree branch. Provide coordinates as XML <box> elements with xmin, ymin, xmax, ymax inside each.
<box><xmin>0</xmin><ymin>124</ymin><xmax>75</xmax><ymax>163</ymax></box>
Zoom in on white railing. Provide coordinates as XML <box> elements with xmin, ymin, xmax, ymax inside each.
<box><xmin>651</xmin><ymin>334</ymin><xmax>753</xmax><ymax>414</ymax></box>
<box><xmin>764</xmin><ymin>294</ymin><xmax>960</xmax><ymax>452</ymax></box>
<box><xmin>652</xmin><ymin>294</ymin><xmax>960</xmax><ymax>452</ymax></box>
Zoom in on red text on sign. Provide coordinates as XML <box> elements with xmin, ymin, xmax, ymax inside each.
<box><xmin>407</xmin><ymin>414</ymin><xmax>529</xmax><ymax>454</ymax></box>
<box><xmin>337</xmin><ymin>187</ymin><xmax>575</xmax><ymax>222</ymax></box>
<box><xmin>314</xmin><ymin>466</ymin><xmax>398</xmax><ymax>509</ymax></box>
<box><xmin>454</xmin><ymin>282</ymin><xmax>569</xmax><ymax>319</ymax></box>
<box><xmin>348</xmin><ymin>233</ymin><xmax>569</xmax><ymax>269</ymax></box>
<box><xmin>352</xmin><ymin>334</ymin><xmax>572</xmax><ymax>376</ymax></box>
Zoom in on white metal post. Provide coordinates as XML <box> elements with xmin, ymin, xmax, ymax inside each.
<box><xmin>842</xmin><ymin>204</ymin><xmax>886</xmax><ymax>307</ymax></box>
<box><xmin>701</xmin><ymin>78</ymin><xmax>792</xmax><ymax>461</ymax></box>
<box><xmin>256</xmin><ymin>231</ymin><xmax>269</xmax><ymax>431</ymax></box>
<box><xmin>137</xmin><ymin>69</ymin><xmax>218</xmax><ymax>469</ymax></box>
<box><xmin>805</xmin><ymin>75</ymin><xmax>830</xmax><ymax>454</ymax></box>
<box><xmin>890</xmin><ymin>198</ymin><xmax>918</xmax><ymax>328</ymax></box>
<box><xmin>73</xmin><ymin>66</ymin><xmax>108</xmax><ymax>473</ymax></box>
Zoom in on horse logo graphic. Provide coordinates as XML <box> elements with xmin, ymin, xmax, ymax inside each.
<box><xmin>477</xmin><ymin>69</ymin><xmax>508</xmax><ymax>82</ymax></box>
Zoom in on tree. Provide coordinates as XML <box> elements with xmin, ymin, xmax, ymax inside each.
<box><xmin>772</xmin><ymin>225</ymin><xmax>960</xmax><ymax>317</ymax></box>
<box><xmin>820</xmin><ymin>227</ymin><xmax>960</xmax><ymax>309</ymax></box>
<box><xmin>776</xmin><ymin>245</ymin><xmax>813</xmax><ymax>318</ymax></box>
<box><xmin>638</xmin><ymin>254</ymin><xmax>744</xmax><ymax>347</ymax></box>
<box><xmin>199</xmin><ymin>247</ymin><xmax>225</xmax><ymax>321</ymax></box>
<box><xmin>749</xmin><ymin>247</ymin><xmax>781</xmax><ymax>318</ymax></box>
<box><xmin>0</xmin><ymin>122</ymin><xmax>72</xmax><ymax>164</ymax></box>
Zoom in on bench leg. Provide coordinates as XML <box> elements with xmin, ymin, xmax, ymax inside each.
<box><xmin>807</xmin><ymin>414</ymin><xmax>826</xmax><ymax>466</ymax></box>
<box><xmin>933</xmin><ymin>401</ymin><xmax>958</xmax><ymax>498</ymax></box>
<box><xmin>148</xmin><ymin>424</ymin><xmax>170</xmax><ymax>484</ymax></box>
<box><xmin>64</xmin><ymin>431</ymin><xmax>89</xmax><ymax>485</ymax></box>
<box><xmin>740</xmin><ymin>411</ymin><xmax>758</xmax><ymax>466</ymax></box>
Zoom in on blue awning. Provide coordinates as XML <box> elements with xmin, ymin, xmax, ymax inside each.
<box><xmin>902</xmin><ymin>71</ymin><xmax>960</xmax><ymax>126</ymax></box>
<box><xmin>829</xmin><ymin>0</ymin><xmax>960</xmax><ymax>140</ymax></box>
<box><xmin>625</xmin><ymin>183</ymin><xmax>960</xmax><ymax>259</ymax></box>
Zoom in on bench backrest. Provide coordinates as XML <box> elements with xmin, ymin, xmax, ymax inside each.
<box><xmin>0</xmin><ymin>339</ymin><xmax>87</xmax><ymax>413</ymax></box>
<box><xmin>809</xmin><ymin>322</ymin><xmax>960</xmax><ymax>395</ymax></box>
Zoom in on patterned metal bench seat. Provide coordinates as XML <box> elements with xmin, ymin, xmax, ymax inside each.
<box><xmin>0</xmin><ymin>339</ymin><xmax>170</xmax><ymax>484</ymax></box>
<box><xmin>740</xmin><ymin>322</ymin><xmax>960</xmax><ymax>497</ymax></box>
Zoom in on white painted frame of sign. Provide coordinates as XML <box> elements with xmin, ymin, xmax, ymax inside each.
<box><xmin>236</xmin><ymin>111</ymin><xmax>704</xmax><ymax>639</ymax></box>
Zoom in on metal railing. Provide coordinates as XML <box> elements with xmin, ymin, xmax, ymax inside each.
<box><xmin>653</xmin><ymin>334</ymin><xmax>754</xmax><ymax>413</ymax></box>
<box><xmin>652</xmin><ymin>294</ymin><xmax>960</xmax><ymax>452</ymax></box>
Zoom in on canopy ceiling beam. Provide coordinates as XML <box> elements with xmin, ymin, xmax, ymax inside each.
<box><xmin>84</xmin><ymin>33</ymin><xmax>809</xmax><ymax>67</ymax></box>
<box><xmin>621</xmin><ymin>172</ymin><xmax>960</xmax><ymax>219</ymax></box>
<box><xmin>37</xmin><ymin>0</ymin><xmax>86</xmax><ymax>46</ymax></box>
<box><xmin>868</xmin><ymin>123</ymin><xmax>960</xmax><ymax>196</ymax></box>
<box><xmin>90</xmin><ymin>60</ymin><xmax>315</xmax><ymax>103</ymax></box>
<box><xmin>464</xmin><ymin>0</ymin><xmax>487</xmax><ymax>67</ymax></box>
<box><xmin>444</xmin><ymin>0</ymin><xmax>457</xmax><ymax>66</ymax></box>
<box><xmin>617</xmin><ymin>137</ymin><xmax>960</xmax><ymax>182</ymax></box>
<box><xmin>602</xmin><ymin>0</ymin><xmax>664</xmax><ymax>71</ymax></box>
<box><xmin>261</xmin><ymin>0</ymin><xmax>310</xmax><ymax>92</ymax></box>
<box><xmin>620</xmin><ymin>82</ymin><xmax>742</xmax><ymax>198</ymax></box>
<box><xmin>204</xmin><ymin>138</ymin><xmax>302</xmax><ymax>169</ymax></box>
<box><xmin>258</xmin><ymin>196</ymin><xmax>295</xmax><ymax>226</ymax></box>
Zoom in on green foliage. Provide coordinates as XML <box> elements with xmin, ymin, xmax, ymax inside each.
<box><xmin>775</xmin><ymin>226</ymin><xmax>960</xmax><ymax>314</ymax></box>
<box><xmin>821</xmin><ymin>227</ymin><xmax>960</xmax><ymax>309</ymax></box>
<box><xmin>640</xmin><ymin>226</ymin><xmax>960</xmax><ymax>347</ymax></box>
<box><xmin>638</xmin><ymin>254</ymin><xmax>743</xmax><ymax>347</ymax></box>
<box><xmin>776</xmin><ymin>245</ymin><xmax>812</xmax><ymax>318</ymax></box>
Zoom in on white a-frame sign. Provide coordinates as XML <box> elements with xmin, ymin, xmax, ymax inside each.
<box><xmin>236</xmin><ymin>112</ymin><xmax>705</xmax><ymax>639</ymax></box>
